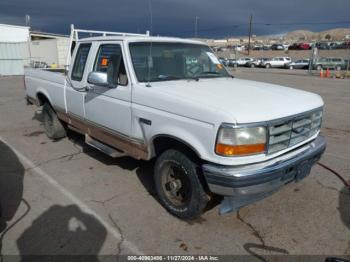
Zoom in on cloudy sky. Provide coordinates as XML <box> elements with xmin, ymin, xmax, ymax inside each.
<box><xmin>1</xmin><ymin>0</ymin><xmax>350</xmax><ymax>38</ymax></box>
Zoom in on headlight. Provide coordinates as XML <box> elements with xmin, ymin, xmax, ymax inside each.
<box><xmin>216</xmin><ymin>125</ymin><xmax>266</xmax><ymax>156</ymax></box>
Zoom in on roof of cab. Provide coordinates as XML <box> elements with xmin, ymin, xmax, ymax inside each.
<box><xmin>78</xmin><ymin>35</ymin><xmax>206</xmax><ymax>45</ymax></box>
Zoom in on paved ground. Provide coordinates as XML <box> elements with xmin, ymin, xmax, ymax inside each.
<box><xmin>0</xmin><ymin>71</ymin><xmax>349</xmax><ymax>259</ymax></box>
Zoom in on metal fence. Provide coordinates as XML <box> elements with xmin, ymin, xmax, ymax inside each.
<box><xmin>0</xmin><ymin>42</ymin><xmax>30</xmax><ymax>76</ymax></box>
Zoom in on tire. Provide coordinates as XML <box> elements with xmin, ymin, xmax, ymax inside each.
<box><xmin>42</xmin><ymin>103</ymin><xmax>66</xmax><ymax>140</ymax></box>
<box><xmin>265</xmin><ymin>64</ymin><xmax>271</xmax><ymax>69</ymax></box>
<box><xmin>154</xmin><ymin>149</ymin><xmax>209</xmax><ymax>220</ymax></box>
<box><xmin>317</xmin><ymin>65</ymin><xmax>322</xmax><ymax>71</ymax></box>
<box><xmin>289</xmin><ymin>65</ymin><xmax>294</xmax><ymax>70</ymax></box>
<box><xmin>250</xmin><ymin>64</ymin><xmax>255</xmax><ymax>68</ymax></box>
<box><xmin>336</xmin><ymin>65</ymin><xmax>341</xmax><ymax>71</ymax></box>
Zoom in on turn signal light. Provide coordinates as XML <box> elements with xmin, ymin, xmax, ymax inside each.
<box><xmin>216</xmin><ymin>143</ymin><xmax>266</xmax><ymax>156</ymax></box>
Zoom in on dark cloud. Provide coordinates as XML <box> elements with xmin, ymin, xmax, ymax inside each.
<box><xmin>1</xmin><ymin>0</ymin><xmax>349</xmax><ymax>38</ymax></box>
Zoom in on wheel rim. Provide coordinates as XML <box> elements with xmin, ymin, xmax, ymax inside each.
<box><xmin>160</xmin><ymin>161</ymin><xmax>191</xmax><ymax>207</ymax></box>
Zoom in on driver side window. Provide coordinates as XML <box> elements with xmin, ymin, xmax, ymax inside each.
<box><xmin>93</xmin><ymin>44</ymin><xmax>128</xmax><ymax>86</ymax></box>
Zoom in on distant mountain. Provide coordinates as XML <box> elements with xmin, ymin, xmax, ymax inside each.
<box><xmin>284</xmin><ymin>28</ymin><xmax>350</xmax><ymax>41</ymax></box>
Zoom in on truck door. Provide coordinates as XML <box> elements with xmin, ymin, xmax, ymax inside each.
<box><xmin>84</xmin><ymin>42</ymin><xmax>131</xmax><ymax>136</ymax></box>
<box><xmin>66</xmin><ymin>43</ymin><xmax>92</xmax><ymax>119</ymax></box>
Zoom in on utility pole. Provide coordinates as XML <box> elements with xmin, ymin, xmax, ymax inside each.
<box><xmin>194</xmin><ymin>16</ymin><xmax>199</xmax><ymax>38</ymax></box>
<box><xmin>248</xmin><ymin>14</ymin><xmax>253</xmax><ymax>56</ymax></box>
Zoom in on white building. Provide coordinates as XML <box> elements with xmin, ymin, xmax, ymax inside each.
<box><xmin>0</xmin><ymin>24</ymin><xmax>30</xmax><ymax>75</ymax></box>
<box><xmin>30</xmin><ymin>32</ymin><xmax>70</xmax><ymax>67</ymax></box>
<box><xmin>0</xmin><ymin>24</ymin><xmax>70</xmax><ymax>76</ymax></box>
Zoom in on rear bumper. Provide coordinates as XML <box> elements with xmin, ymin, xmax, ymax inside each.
<box><xmin>202</xmin><ymin>135</ymin><xmax>326</xmax><ymax>214</ymax></box>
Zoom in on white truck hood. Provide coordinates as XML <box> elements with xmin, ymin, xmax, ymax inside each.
<box><xmin>147</xmin><ymin>77</ymin><xmax>324</xmax><ymax>124</ymax></box>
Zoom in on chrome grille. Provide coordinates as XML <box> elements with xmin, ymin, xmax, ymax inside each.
<box><xmin>267</xmin><ymin>109</ymin><xmax>323</xmax><ymax>154</ymax></box>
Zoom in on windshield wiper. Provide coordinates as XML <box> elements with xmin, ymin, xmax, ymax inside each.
<box><xmin>196</xmin><ymin>71</ymin><xmax>232</xmax><ymax>79</ymax></box>
<box><xmin>148</xmin><ymin>75</ymin><xmax>199</xmax><ymax>82</ymax></box>
<box><xmin>196</xmin><ymin>71</ymin><xmax>222</xmax><ymax>78</ymax></box>
<box><xmin>200</xmin><ymin>71</ymin><xmax>220</xmax><ymax>75</ymax></box>
<box><xmin>157</xmin><ymin>75</ymin><xmax>181</xmax><ymax>80</ymax></box>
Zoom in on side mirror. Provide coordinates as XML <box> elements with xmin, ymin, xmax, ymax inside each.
<box><xmin>87</xmin><ymin>72</ymin><xmax>108</xmax><ymax>87</ymax></box>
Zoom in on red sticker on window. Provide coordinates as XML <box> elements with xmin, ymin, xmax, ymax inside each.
<box><xmin>101</xmin><ymin>58</ymin><xmax>108</xmax><ymax>66</ymax></box>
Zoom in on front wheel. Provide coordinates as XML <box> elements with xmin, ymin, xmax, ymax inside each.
<box><xmin>289</xmin><ymin>65</ymin><xmax>294</xmax><ymax>70</ymax></box>
<box><xmin>265</xmin><ymin>64</ymin><xmax>271</xmax><ymax>69</ymax></box>
<box><xmin>42</xmin><ymin>103</ymin><xmax>66</xmax><ymax>140</ymax></box>
<box><xmin>154</xmin><ymin>149</ymin><xmax>209</xmax><ymax>219</ymax></box>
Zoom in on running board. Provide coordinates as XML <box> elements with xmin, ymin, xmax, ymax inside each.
<box><xmin>85</xmin><ymin>135</ymin><xmax>126</xmax><ymax>158</ymax></box>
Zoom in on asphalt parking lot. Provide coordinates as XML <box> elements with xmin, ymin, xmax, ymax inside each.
<box><xmin>0</xmin><ymin>70</ymin><xmax>349</xmax><ymax>259</ymax></box>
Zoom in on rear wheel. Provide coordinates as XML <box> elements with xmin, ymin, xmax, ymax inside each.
<box><xmin>289</xmin><ymin>65</ymin><xmax>294</xmax><ymax>70</ymax></box>
<box><xmin>42</xmin><ymin>103</ymin><xmax>66</xmax><ymax>140</ymax></box>
<box><xmin>317</xmin><ymin>65</ymin><xmax>322</xmax><ymax>71</ymax></box>
<box><xmin>154</xmin><ymin>149</ymin><xmax>209</xmax><ymax>220</ymax></box>
<box><xmin>250</xmin><ymin>64</ymin><xmax>255</xmax><ymax>68</ymax></box>
<box><xmin>265</xmin><ymin>63</ymin><xmax>271</xmax><ymax>69</ymax></box>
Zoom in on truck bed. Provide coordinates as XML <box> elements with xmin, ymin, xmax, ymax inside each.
<box><xmin>25</xmin><ymin>68</ymin><xmax>67</xmax><ymax>111</ymax></box>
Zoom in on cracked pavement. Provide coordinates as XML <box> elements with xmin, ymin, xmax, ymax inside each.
<box><xmin>0</xmin><ymin>71</ymin><xmax>349</xmax><ymax>258</ymax></box>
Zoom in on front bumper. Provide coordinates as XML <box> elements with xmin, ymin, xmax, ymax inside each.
<box><xmin>202</xmin><ymin>136</ymin><xmax>326</xmax><ymax>214</ymax></box>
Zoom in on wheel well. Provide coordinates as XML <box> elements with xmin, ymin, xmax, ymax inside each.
<box><xmin>152</xmin><ymin>136</ymin><xmax>201</xmax><ymax>163</ymax></box>
<box><xmin>152</xmin><ymin>136</ymin><xmax>210</xmax><ymax>193</ymax></box>
<box><xmin>36</xmin><ymin>93</ymin><xmax>50</xmax><ymax>106</ymax></box>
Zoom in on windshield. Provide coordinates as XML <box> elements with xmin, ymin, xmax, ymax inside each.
<box><xmin>129</xmin><ymin>42</ymin><xmax>230</xmax><ymax>82</ymax></box>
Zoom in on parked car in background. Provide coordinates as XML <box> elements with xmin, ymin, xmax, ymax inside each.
<box><xmin>246</xmin><ymin>58</ymin><xmax>270</xmax><ymax>68</ymax></box>
<box><xmin>234</xmin><ymin>45</ymin><xmax>245</xmax><ymax>52</ymax></box>
<box><xmin>263</xmin><ymin>45</ymin><xmax>272</xmax><ymax>50</ymax></box>
<box><xmin>335</xmin><ymin>41</ymin><xmax>350</xmax><ymax>49</ymax></box>
<box><xmin>245</xmin><ymin>59</ymin><xmax>259</xmax><ymax>68</ymax></box>
<box><xmin>288</xmin><ymin>43</ymin><xmax>299</xmax><ymax>50</ymax></box>
<box><xmin>298</xmin><ymin>43</ymin><xmax>312</xmax><ymax>50</ymax></box>
<box><xmin>237</xmin><ymin>57</ymin><xmax>254</xmax><ymax>66</ymax></box>
<box><xmin>271</xmin><ymin>44</ymin><xmax>284</xmax><ymax>50</ymax></box>
<box><xmin>227</xmin><ymin>58</ymin><xmax>238</xmax><ymax>67</ymax></box>
<box><xmin>316</xmin><ymin>42</ymin><xmax>330</xmax><ymax>50</ymax></box>
<box><xmin>253</xmin><ymin>45</ymin><xmax>263</xmax><ymax>50</ymax></box>
<box><xmin>314</xmin><ymin>57</ymin><xmax>345</xmax><ymax>70</ymax></box>
<box><xmin>288</xmin><ymin>59</ymin><xmax>310</xmax><ymax>70</ymax></box>
<box><xmin>288</xmin><ymin>43</ymin><xmax>311</xmax><ymax>50</ymax></box>
<box><xmin>262</xmin><ymin>57</ymin><xmax>291</xmax><ymax>68</ymax></box>
<box><xmin>257</xmin><ymin>58</ymin><xmax>271</xmax><ymax>67</ymax></box>
<box><xmin>218</xmin><ymin>57</ymin><xmax>229</xmax><ymax>66</ymax></box>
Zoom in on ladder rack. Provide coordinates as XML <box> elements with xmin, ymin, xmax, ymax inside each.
<box><xmin>65</xmin><ymin>24</ymin><xmax>150</xmax><ymax>69</ymax></box>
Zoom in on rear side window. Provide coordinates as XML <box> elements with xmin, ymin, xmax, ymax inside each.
<box><xmin>71</xmin><ymin>43</ymin><xmax>91</xmax><ymax>81</ymax></box>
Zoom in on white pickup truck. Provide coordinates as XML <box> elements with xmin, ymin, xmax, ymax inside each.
<box><xmin>25</xmin><ymin>26</ymin><xmax>326</xmax><ymax>219</ymax></box>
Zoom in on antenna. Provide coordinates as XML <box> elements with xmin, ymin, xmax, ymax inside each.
<box><xmin>25</xmin><ymin>14</ymin><xmax>31</xmax><ymax>27</ymax></box>
<box><xmin>146</xmin><ymin>0</ymin><xmax>153</xmax><ymax>87</ymax></box>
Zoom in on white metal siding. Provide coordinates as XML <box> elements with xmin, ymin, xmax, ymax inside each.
<box><xmin>0</xmin><ymin>24</ymin><xmax>30</xmax><ymax>42</ymax></box>
<box><xmin>57</xmin><ymin>38</ymin><xmax>70</xmax><ymax>67</ymax></box>
<box><xmin>30</xmin><ymin>39</ymin><xmax>59</xmax><ymax>66</ymax></box>
<box><xmin>0</xmin><ymin>42</ymin><xmax>30</xmax><ymax>75</ymax></box>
